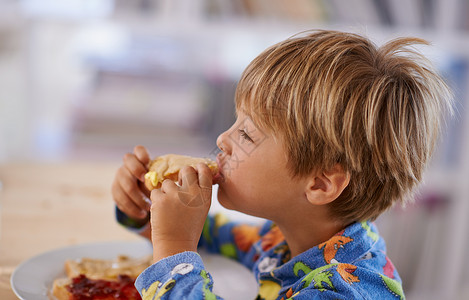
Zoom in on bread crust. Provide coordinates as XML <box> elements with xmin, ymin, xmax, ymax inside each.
<box><xmin>51</xmin><ymin>255</ymin><xmax>151</xmax><ymax>299</ymax></box>
<box><xmin>51</xmin><ymin>277</ymin><xmax>71</xmax><ymax>300</ymax></box>
<box><xmin>144</xmin><ymin>154</ymin><xmax>219</xmax><ymax>191</ymax></box>
<box><xmin>64</xmin><ymin>255</ymin><xmax>151</xmax><ymax>280</ymax></box>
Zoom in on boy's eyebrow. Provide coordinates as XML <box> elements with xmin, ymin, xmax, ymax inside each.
<box><xmin>235</xmin><ymin>106</ymin><xmax>268</xmax><ymax>136</ymax></box>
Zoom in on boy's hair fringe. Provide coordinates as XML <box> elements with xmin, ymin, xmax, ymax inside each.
<box><xmin>236</xmin><ymin>30</ymin><xmax>453</xmax><ymax>223</ymax></box>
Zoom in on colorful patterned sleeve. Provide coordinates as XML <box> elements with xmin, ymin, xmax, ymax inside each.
<box><xmin>135</xmin><ymin>251</ymin><xmax>223</xmax><ymax>300</ymax></box>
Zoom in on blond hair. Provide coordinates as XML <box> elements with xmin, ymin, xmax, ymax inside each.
<box><xmin>236</xmin><ymin>30</ymin><xmax>452</xmax><ymax>223</ymax></box>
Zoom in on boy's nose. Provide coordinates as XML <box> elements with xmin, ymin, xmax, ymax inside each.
<box><xmin>216</xmin><ymin>130</ymin><xmax>231</xmax><ymax>155</ymax></box>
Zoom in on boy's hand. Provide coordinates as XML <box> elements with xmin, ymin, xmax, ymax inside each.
<box><xmin>150</xmin><ymin>163</ymin><xmax>212</xmax><ymax>262</ymax></box>
<box><xmin>111</xmin><ymin>145</ymin><xmax>151</xmax><ymax>220</ymax></box>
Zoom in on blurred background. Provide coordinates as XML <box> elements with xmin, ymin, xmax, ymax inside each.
<box><xmin>0</xmin><ymin>0</ymin><xmax>468</xmax><ymax>299</ymax></box>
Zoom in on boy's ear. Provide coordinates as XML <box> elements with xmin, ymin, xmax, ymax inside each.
<box><xmin>305</xmin><ymin>164</ymin><xmax>350</xmax><ymax>206</ymax></box>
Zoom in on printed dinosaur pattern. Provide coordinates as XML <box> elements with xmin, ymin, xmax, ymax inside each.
<box><xmin>128</xmin><ymin>213</ymin><xmax>405</xmax><ymax>299</ymax></box>
<box><xmin>318</xmin><ymin>230</ymin><xmax>353</xmax><ymax>264</ymax></box>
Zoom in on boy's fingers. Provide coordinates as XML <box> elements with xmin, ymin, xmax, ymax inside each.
<box><xmin>138</xmin><ymin>180</ymin><xmax>151</xmax><ymax>198</ymax></box>
<box><xmin>150</xmin><ymin>188</ymin><xmax>160</xmax><ymax>203</ymax></box>
<box><xmin>160</xmin><ymin>179</ymin><xmax>178</xmax><ymax>195</ymax></box>
<box><xmin>150</xmin><ymin>188</ymin><xmax>166</xmax><ymax>206</ymax></box>
<box><xmin>123</xmin><ymin>152</ymin><xmax>147</xmax><ymax>182</ymax></box>
<box><xmin>134</xmin><ymin>145</ymin><xmax>151</xmax><ymax>166</ymax></box>
<box><xmin>179</xmin><ymin>166</ymin><xmax>199</xmax><ymax>189</ymax></box>
<box><xmin>113</xmin><ymin>183</ymin><xmax>147</xmax><ymax>219</ymax></box>
<box><xmin>196</xmin><ymin>163</ymin><xmax>212</xmax><ymax>189</ymax></box>
<box><xmin>117</xmin><ymin>167</ymin><xmax>151</xmax><ymax>211</ymax></box>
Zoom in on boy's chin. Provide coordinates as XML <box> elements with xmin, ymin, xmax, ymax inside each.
<box><xmin>216</xmin><ymin>190</ymin><xmax>235</xmax><ymax>210</ymax></box>
<box><xmin>216</xmin><ymin>195</ymin><xmax>230</xmax><ymax>209</ymax></box>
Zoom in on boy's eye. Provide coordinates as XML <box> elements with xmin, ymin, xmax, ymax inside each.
<box><xmin>238</xmin><ymin>129</ymin><xmax>254</xmax><ymax>143</ymax></box>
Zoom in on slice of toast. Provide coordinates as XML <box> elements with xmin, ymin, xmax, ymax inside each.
<box><xmin>64</xmin><ymin>255</ymin><xmax>152</xmax><ymax>280</ymax></box>
<box><xmin>51</xmin><ymin>278</ymin><xmax>71</xmax><ymax>300</ymax></box>
<box><xmin>51</xmin><ymin>255</ymin><xmax>152</xmax><ymax>300</ymax></box>
<box><xmin>144</xmin><ymin>154</ymin><xmax>219</xmax><ymax>190</ymax></box>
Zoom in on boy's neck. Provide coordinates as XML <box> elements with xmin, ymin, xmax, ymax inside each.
<box><xmin>275</xmin><ymin>207</ymin><xmax>345</xmax><ymax>258</ymax></box>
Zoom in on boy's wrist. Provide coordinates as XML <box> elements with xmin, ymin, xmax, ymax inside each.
<box><xmin>152</xmin><ymin>240</ymin><xmax>198</xmax><ymax>262</ymax></box>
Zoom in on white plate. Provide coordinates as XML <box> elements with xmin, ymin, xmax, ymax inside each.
<box><xmin>11</xmin><ymin>240</ymin><xmax>258</xmax><ymax>300</ymax></box>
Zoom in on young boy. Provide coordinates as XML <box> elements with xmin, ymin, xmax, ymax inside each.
<box><xmin>111</xmin><ymin>30</ymin><xmax>452</xmax><ymax>299</ymax></box>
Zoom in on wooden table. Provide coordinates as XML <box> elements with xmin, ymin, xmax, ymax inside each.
<box><xmin>0</xmin><ymin>162</ymin><xmax>142</xmax><ymax>299</ymax></box>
